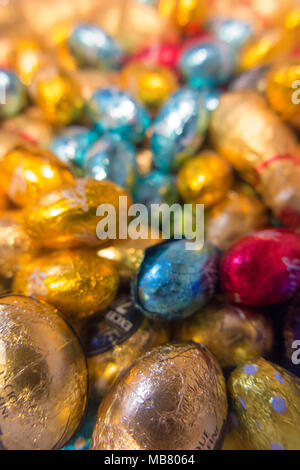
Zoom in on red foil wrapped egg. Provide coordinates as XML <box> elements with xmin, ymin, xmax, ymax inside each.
<box><xmin>130</xmin><ymin>43</ymin><xmax>180</xmax><ymax>70</ymax></box>
<box><xmin>220</xmin><ymin>229</ymin><xmax>300</xmax><ymax>306</ymax></box>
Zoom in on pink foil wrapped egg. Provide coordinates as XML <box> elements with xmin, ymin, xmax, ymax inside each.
<box><xmin>220</xmin><ymin>228</ymin><xmax>300</xmax><ymax>306</ymax></box>
<box><xmin>129</xmin><ymin>43</ymin><xmax>180</xmax><ymax>70</ymax></box>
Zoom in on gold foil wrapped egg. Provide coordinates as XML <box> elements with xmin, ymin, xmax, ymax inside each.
<box><xmin>120</xmin><ymin>62</ymin><xmax>177</xmax><ymax>111</ymax></box>
<box><xmin>0</xmin><ymin>129</ymin><xmax>26</xmax><ymax>162</ymax></box>
<box><xmin>80</xmin><ymin>295</ymin><xmax>169</xmax><ymax>400</ymax></box>
<box><xmin>177</xmin><ymin>151</ymin><xmax>233</xmax><ymax>207</ymax></box>
<box><xmin>228</xmin><ymin>358</ymin><xmax>300</xmax><ymax>450</ymax></box>
<box><xmin>205</xmin><ymin>187</ymin><xmax>270</xmax><ymax>251</ymax></box>
<box><xmin>23</xmin><ymin>178</ymin><xmax>131</xmax><ymax>249</ymax></box>
<box><xmin>30</xmin><ymin>66</ymin><xmax>84</xmax><ymax>125</ymax></box>
<box><xmin>173</xmin><ymin>299</ymin><xmax>274</xmax><ymax>369</ymax></box>
<box><xmin>210</xmin><ymin>90</ymin><xmax>298</xmax><ymax>184</ymax></box>
<box><xmin>11</xmin><ymin>38</ymin><xmax>51</xmax><ymax>86</ymax></box>
<box><xmin>0</xmin><ymin>211</ymin><xmax>37</xmax><ymax>282</ymax></box>
<box><xmin>13</xmin><ymin>249</ymin><xmax>119</xmax><ymax>325</ymax></box>
<box><xmin>0</xmin><ymin>295</ymin><xmax>88</xmax><ymax>450</ymax></box>
<box><xmin>158</xmin><ymin>0</ymin><xmax>206</xmax><ymax>33</ymax></box>
<box><xmin>266</xmin><ymin>62</ymin><xmax>300</xmax><ymax>129</ymax></box>
<box><xmin>91</xmin><ymin>342</ymin><xmax>227</xmax><ymax>450</ymax></box>
<box><xmin>0</xmin><ymin>143</ymin><xmax>73</xmax><ymax>208</ymax></box>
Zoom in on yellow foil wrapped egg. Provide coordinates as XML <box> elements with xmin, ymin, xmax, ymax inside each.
<box><xmin>177</xmin><ymin>151</ymin><xmax>233</xmax><ymax>207</ymax></box>
<box><xmin>210</xmin><ymin>90</ymin><xmax>298</xmax><ymax>184</ymax></box>
<box><xmin>120</xmin><ymin>63</ymin><xmax>177</xmax><ymax>111</ymax></box>
<box><xmin>0</xmin><ymin>143</ymin><xmax>73</xmax><ymax>207</ymax></box>
<box><xmin>23</xmin><ymin>178</ymin><xmax>131</xmax><ymax>250</ymax></box>
<box><xmin>30</xmin><ymin>66</ymin><xmax>84</xmax><ymax>125</ymax></box>
<box><xmin>13</xmin><ymin>249</ymin><xmax>119</xmax><ymax>325</ymax></box>
<box><xmin>81</xmin><ymin>295</ymin><xmax>169</xmax><ymax>400</ymax></box>
<box><xmin>266</xmin><ymin>62</ymin><xmax>300</xmax><ymax>129</ymax></box>
<box><xmin>158</xmin><ymin>0</ymin><xmax>206</xmax><ymax>33</ymax></box>
<box><xmin>173</xmin><ymin>299</ymin><xmax>274</xmax><ymax>369</ymax></box>
<box><xmin>0</xmin><ymin>129</ymin><xmax>27</xmax><ymax>162</ymax></box>
<box><xmin>91</xmin><ymin>342</ymin><xmax>227</xmax><ymax>450</ymax></box>
<box><xmin>228</xmin><ymin>358</ymin><xmax>300</xmax><ymax>450</ymax></box>
<box><xmin>205</xmin><ymin>187</ymin><xmax>269</xmax><ymax>251</ymax></box>
<box><xmin>11</xmin><ymin>38</ymin><xmax>51</xmax><ymax>86</ymax></box>
<box><xmin>0</xmin><ymin>295</ymin><xmax>88</xmax><ymax>450</ymax></box>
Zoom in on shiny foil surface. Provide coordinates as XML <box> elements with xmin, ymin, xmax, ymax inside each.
<box><xmin>228</xmin><ymin>357</ymin><xmax>300</xmax><ymax>450</ymax></box>
<box><xmin>0</xmin><ymin>129</ymin><xmax>26</xmax><ymax>162</ymax></box>
<box><xmin>177</xmin><ymin>151</ymin><xmax>233</xmax><ymax>207</ymax></box>
<box><xmin>132</xmin><ymin>239</ymin><xmax>219</xmax><ymax>320</ymax></box>
<box><xmin>0</xmin><ymin>143</ymin><xmax>73</xmax><ymax>207</ymax></box>
<box><xmin>0</xmin><ymin>69</ymin><xmax>27</xmax><ymax>119</ymax></box>
<box><xmin>173</xmin><ymin>299</ymin><xmax>274</xmax><ymax>369</ymax></box>
<box><xmin>13</xmin><ymin>249</ymin><xmax>119</xmax><ymax>324</ymax></box>
<box><xmin>91</xmin><ymin>342</ymin><xmax>227</xmax><ymax>450</ymax></box>
<box><xmin>210</xmin><ymin>90</ymin><xmax>298</xmax><ymax>185</ymax></box>
<box><xmin>221</xmin><ymin>228</ymin><xmax>300</xmax><ymax>306</ymax></box>
<box><xmin>205</xmin><ymin>187</ymin><xmax>269</xmax><ymax>251</ymax></box>
<box><xmin>284</xmin><ymin>293</ymin><xmax>300</xmax><ymax>377</ymax></box>
<box><xmin>151</xmin><ymin>88</ymin><xmax>209</xmax><ymax>172</ymax></box>
<box><xmin>132</xmin><ymin>170</ymin><xmax>179</xmax><ymax>207</ymax></box>
<box><xmin>23</xmin><ymin>178</ymin><xmax>131</xmax><ymax>249</ymax></box>
<box><xmin>51</xmin><ymin>126</ymin><xmax>99</xmax><ymax>168</ymax></box>
<box><xmin>87</xmin><ymin>87</ymin><xmax>151</xmax><ymax>143</ymax></box>
<box><xmin>0</xmin><ymin>295</ymin><xmax>88</xmax><ymax>450</ymax></box>
<box><xmin>80</xmin><ymin>295</ymin><xmax>169</xmax><ymax>399</ymax></box>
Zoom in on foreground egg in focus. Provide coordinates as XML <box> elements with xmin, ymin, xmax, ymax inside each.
<box><xmin>13</xmin><ymin>249</ymin><xmax>119</xmax><ymax>325</ymax></box>
<box><xmin>228</xmin><ymin>357</ymin><xmax>300</xmax><ymax>450</ymax></box>
<box><xmin>0</xmin><ymin>144</ymin><xmax>73</xmax><ymax>207</ymax></box>
<box><xmin>221</xmin><ymin>228</ymin><xmax>300</xmax><ymax>306</ymax></box>
<box><xmin>80</xmin><ymin>295</ymin><xmax>169</xmax><ymax>400</ymax></box>
<box><xmin>173</xmin><ymin>299</ymin><xmax>274</xmax><ymax>369</ymax></box>
<box><xmin>0</xmin><ymin>295</ymin><xmax>88</xmax><ymax>450</ymax></box>
<box><xmin>91</xmin><ymin>342</ymin><xmax>227</xmax><ymax>450</ymax></box>
<box><xmin>23</xmin><ymin>178</ymin><xmax>131</xmax><ymax>249</ymax></box>
<box><xmin>132</xmin><ymin>239</ymin><xmax>219</xmax><ymax>321</ymax></box>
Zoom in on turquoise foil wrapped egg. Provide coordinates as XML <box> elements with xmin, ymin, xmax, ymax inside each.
<box><xmin>0</xmin><ymin>69</ymin><xmax>27</xmax><ymax>119</ymax></box>
<box><xmin>132</xmin><ymin>170</ymin><xmax>179</xmax><ymax>208</ymax></box>
<box><xmin>87</xmin><ymin>87</ymin><xmax>151</xmax><ymax>143</ymax></box>
<box><xmin>179</xmin><ymin>40</ymin><xmax>237</xmax><ymax>89</ymax></box>
<box><xmin>84</xmin><ymin>134</ymin><xmax>137</xmax><ymax>192</ymax></box>
<box><xmin>151</xmin><ymin>88</ymin><xmax>209</xmax><ymax>173</ymax></box>
<box><xmin>51</xmin><ymin>126</ymin><xmax>99</xmax><ymax>167</ymax></box>
<box><xmin>132</xmin><ymin>239</ymin><xmax>219</xmax><ymax>321</ymax></box>
<box><xmin>199</xmin><ymin>88</ymin><xmax>221</xmax><ymax>113</ymax></box>
<box><xmin>68</xmin><ymin>24</ymin><xmax>125</xmax><ymax>70</ymax></box>
<box><xmin>207</xmin><ymin>18</ymin><xmax>252</xmax><ymax>50</ymax></box>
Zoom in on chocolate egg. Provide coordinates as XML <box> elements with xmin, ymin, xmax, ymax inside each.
<box><xmin>173</xmin><ymin>299</ymin><xmax>274</xmax><ymax>368</ymax></box>
<box><xmin>23</xmin><ymin>178</ymin><xmax>131</xmax><ymax>249</ymax></box>
<box><xmin>68</xmin><ymin>24</ymin><xmax>124</xmax><ymax>70</ymax></box>
<box><xmin>11</xmin><ymin>39</ymin><xmax>50</xmax><ymax>86</ymax></box>
<box><xmin>205</xmin><ymin>187</ymin><xmax>269</xmax><ymax>251</ymax></box>
<box><xmin>87</xmin><ymin>87</ymin><xmax>151</xmax><ymax>143</ymax></box>
<box><xmin>221</xmin><ymin>228</ymin><xmax>300</xmax><ymax>306</ymax></box>
<box><xmin>132</xmin><ymin>239</ymin><xmax>219</xmax><ymax>321</ymax></box>
<box><xmin>13</xmin><ymin>249</ymin><xmax>119</xmax><ymax>325</ymax></box>
<box><xmin>0</xmin><ymin>69</ymin><xmax>27</xmax><ymax>119</ymax></box>
<box><xmin>132</xmin><ymin>170</ymin><xmax>179</xmax><ymax>207</ymax></box>
<box><xmin>81</xmin><ymin>295</ymin><xmax>169</xmax><ymax>399</ymax></box>
<box><xmin>151</xmin><ymin>88</ymin><xmax>209</xmax><ymax>172</ymax></box>
<box><xmin>0</xmin><ymin>295</ymin><xmax>87</xmax><ymax>450</ymax></box>
<box><xmin>0</xmin><ymin>129</ymin><xmax>26</xmax><ymax>162</ymax></box>
<box><xmin>91</xmin><ymin>342</ymin><xmax>227</xmax><ymax>450</ymax></box>
<box><xmin>0</xmin><ymin>143</ymin><xmax>73</xmax><ymax>207</ymax></box>
<box><xmin>177</xmin><ymin>151</ymin><xmax>233</xmax><ymax>207</ymax></box>
<box><xmin>207</xmin><ymin>18</ymin><xmax>252</xmax><ymax>50</ymax></box>
<box><xmin>228</xmin><ymin>358</ymin><xmax>300</xmax><ymax>450</ymax></box>
<box><xmin>179</xmin><ymin>40</ymin><xmax>237</xmax><ymax>89</ymax></box>
<box><xmin>51</xmin><ymin>126</ymin><xmax>98</xmax><ymax>168</ymax></box>
<box><xmin>158</xmin><ymin>0</ymin><xmax>206</xmax><ymax>33</ymax></box>
<box><xmin>84</xmin><ymin>134</ymin><xmax>137</xmax><ymax>191</ymax></box>
<box><xmin>210</xmin><ymin>90</ymin><xmax>298</xmax><ymax>184</ymax></box>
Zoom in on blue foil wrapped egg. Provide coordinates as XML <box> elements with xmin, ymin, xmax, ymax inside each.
<box><xmin>87</xmin><ymin>87</ymin><xmax>151</xmax><ymax>143</ymax></box>
<box><xmin>84</xmin><ymin>134</ymin><xmax>137</xmax><ymax>191</ymax></box>
<box><xmin>179</xmin><ymin>40</ymin><xmax>237</xmax><ymax>89</ymax></box>
<box><xmin>199</xmin><ymin>88</ymin><xmax>221</xmax><ymax>113</ymax></box>
<box><xmin>51</xmin><ymin>126</ymin><xmax>99</xmax><ymax>167</ymax></box>
<box><xmin>132</xmin><ymin>170</ymin><xmax>179</xmax><ymax>207</ymax></box>
<box><xmin>68</xmin><ymin>24</ymin><xmax>125</xmax><ymax>70</ymax></box>
<box><xmin>0</xmin><ymin>69</ymin><xmax>27</xmax><ymax>119</ymax></box>
<box><xmin>151</xmin><ymin>88</ymin><xmax>209</xmax><ymax>172</ymax></box>
<box><xmin>132</xmin><ymin>239</ymin><xmax>219</xmax><ymax>321</ymax></box>
<box><xmin>207</xmin><ymin>18</ymin><xmax>252</xmax><ymax>50</ymax></box>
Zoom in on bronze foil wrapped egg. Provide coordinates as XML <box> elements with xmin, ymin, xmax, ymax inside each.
<box><xmin>0</xmin><ymin>295</ymin><xmax>88</xmax><ymax>450</ymax></box>
<box><xmin>91</xmin><ymin>342</ymin><xmax>227</xmax><ymax>450</ymax></box>
<box><xmin>80</xmin><ymin>295</ymin><xmax>169</xmax><ymax>400</ymax></box>
<box><xmin>173</xmin><ymin>300</ymin><xmax>274</xmax><ymax>369</ymax></box>
<box><xmin>13</xmin><ymin>249</ymin><xmax>119</xmax><ymax>326</ymax></box>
